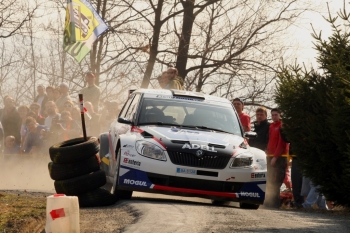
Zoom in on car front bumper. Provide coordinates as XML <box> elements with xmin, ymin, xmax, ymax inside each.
<box><xmin>117</xmin><ymin>165</ymin><xmax>265</xmax><ymax>204</ymax></box>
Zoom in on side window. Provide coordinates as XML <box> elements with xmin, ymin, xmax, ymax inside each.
<box><xmin>125</xmin><ymin>94</ymin><xmax>141</xmax><ymax>120</ymax></box>
<box><xmin>119</xmin><ymin>96</ymin><xmax>135</xmax><ymax>118</ymax></box>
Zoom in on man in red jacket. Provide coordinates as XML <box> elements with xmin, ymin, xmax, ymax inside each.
<box><xmin>265</xmin><ymin>108</ymin><xmax>287</xmax><ymax>208</ymax></box>
<box><xmin>233</xmin><ymin>98</ymin><xmax>251</xmax><ymax>132</ymax></box>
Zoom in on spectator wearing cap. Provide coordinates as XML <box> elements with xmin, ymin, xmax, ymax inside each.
<box><xmin>55</xmin><ymin>83</ymin><xmax>72</xmax><ymax>112</ymax></box>
<box><xmin>30</xmin><ymin>103</ymin><xmax>45</xmax><ymax>125</ymax></box>
<box><xmin>165</xmin><ymin>67</ymin><xmax>184</xmax><ymax>90</ymax></box>
<box><xmin>233</xmin><ymin>98</ymin><xmax>251</xmax><ymax>132</ymax></box>
<box><xmin>80</xmin><ymin>72</ymin><xmax>101</xmax><ymax>112</ymax></box>
<box><xmin>34</xmin><ymin>85</ymin><xmax>48</xmax><ymax>116</ymax></box>
<box><xmin>0</xmin><ymin>96</ymin><xmax>21</xmax><ymax>145</ymax></box>
<box><xmin>46</xmin><ymin>86</ymin><xmax>55</xmax><ymax>101</ymax></box>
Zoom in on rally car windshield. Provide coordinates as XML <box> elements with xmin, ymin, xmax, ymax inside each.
<box><xmin>137</xmin><ymin>98</ymin><xmax>242</xmax><ymax>135</ymax></box>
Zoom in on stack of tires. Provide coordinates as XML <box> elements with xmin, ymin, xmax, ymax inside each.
<box><xmin>48</xmin><ymin>137</ymin><xmax>117</xmax><ymax>207</ymax></box>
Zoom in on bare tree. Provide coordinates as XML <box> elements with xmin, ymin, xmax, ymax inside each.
<box><xmin>0</xmin><ymin>0</ymin><xmax>39</xmax><ymax>38</ymax></box>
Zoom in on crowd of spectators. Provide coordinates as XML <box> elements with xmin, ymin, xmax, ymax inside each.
<box><xmin>0</xmin><ymin>72</ymin><xmax>114</xmax><ymax>155</ymax></box>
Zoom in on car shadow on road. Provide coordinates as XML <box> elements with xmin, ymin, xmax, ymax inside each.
<box><xmin>129</xmin><ymin>196</ymin><xmax>240</xmax><ymax>208</ymax></box>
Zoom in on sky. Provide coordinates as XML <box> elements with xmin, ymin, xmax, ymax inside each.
<box><xmin>11</xmin><ymin>0</ymin><xmax>347</xmax><ymax>70</ymax></box>
<box><xmin>290</xmin><ymin>0</ymin><xmax>348</xmax><ymax>69</ymax></box>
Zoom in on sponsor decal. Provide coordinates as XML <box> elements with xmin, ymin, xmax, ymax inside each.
<box><xmin>123</xmin><ymin>150</ymin><xmax>136</xmax><ymax>157</ymax></box>
<box><xmin>176</xmin><ymin>167</ymin><xmax>196</xmax><ymax>175</ymax></box>
<box><xmin>123</xmin><ymin>158</ymin><xmax>141</xmax><ymax>166</ymax></box>
<box><xmin>178</xmin><ymin>130</ymin><xmax>199</xmax><ymax>134</ymax></box>
<box><xmin>123</xmin><ymin>144</ymin><xmax>134</xmax><ymax>148</ymax></box>
<box><xmin>251</xmin><ymin>173</ymin><xmax>265</xmax><ymax>179</ymax></box>
<box><xmin>182</xmin><ymin>143</ymin><xmax>217</xmax><ymax>152</ymax></box>
<box><xmin>239</xmin><ymin>192</ymin><xmax>261</xmax><ymax>198</ymax></box>
<box><xmin>123</xmin><ymin>179</ymin><xmax>147</xmax><ymax>186</ymax></box>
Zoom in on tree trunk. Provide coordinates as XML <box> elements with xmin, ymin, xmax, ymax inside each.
<box><xmin>176</xmin><ymin>0</ymin><xmax>195</xmax><ymax>81</ymax></box>
<box><xmin>140</xmin><ymin>0</ymin><xmax>164</xmax><ymax>88</ymax></box>
<box><xmin>89</xmin><ymin>0</ymin><xmax>106</xmax><ymax>86</ymax></box>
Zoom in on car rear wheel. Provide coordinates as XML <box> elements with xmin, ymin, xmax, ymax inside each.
<box><xmin>112</xmin><ymin>147</ymin><xmax>133</xmax><ymax>200</ymax></box>
<box><xmin>239</xmin><ymin>202</ymin><xmax>260</xmax><ymax>210</ymax></box>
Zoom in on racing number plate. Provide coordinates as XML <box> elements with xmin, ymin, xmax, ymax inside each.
<box><xmin>176</xmin><ymin>168</ymin><xmax>196</xmax><ymax>175</ymax></box>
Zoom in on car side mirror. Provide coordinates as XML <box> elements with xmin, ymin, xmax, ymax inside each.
<box><xmin>118</xmin><ymin>117</ymin><xmax>133</xmax><ymax>125</ymax></box>
<box><xmin>244</xmin><ymin>131</ymin><xmax>257</xmax><ymax>138</ymax></box>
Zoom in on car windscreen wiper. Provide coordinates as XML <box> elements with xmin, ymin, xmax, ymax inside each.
<box><xmin>138</xmin><ymin>122</ymin><xmax>179</xmax><ymax>127</ymax></box>
<box><xmin>192</xmin><ymin>125</ymin><xmax>230</xmax><ymax>134</ymax></box>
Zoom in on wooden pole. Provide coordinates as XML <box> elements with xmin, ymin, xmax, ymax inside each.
<box><xmin>79</xmin><ymin>94</ymin><xmax>87</xmax><ymax>141</ymax></box>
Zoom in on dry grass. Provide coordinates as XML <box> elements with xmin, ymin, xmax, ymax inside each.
<box><xmin>0</xmin><ymin>191</ymin><xmax>46</xmax><ymax>233</ymax></box>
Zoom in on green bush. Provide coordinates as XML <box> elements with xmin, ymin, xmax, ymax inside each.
<box><xmin>275</xmin><ymin>9</ymin><xmax>350</xmax><ymax>205</ymax></box>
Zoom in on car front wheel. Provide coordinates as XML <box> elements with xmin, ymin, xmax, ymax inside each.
<box><xmin>239</xmin><ymin>202</ymin><xmax>260</xmax><ymax>210</ymax></box>
<box><xmin>112</xmin><ymin>147</ymin><xmax>133</xmax><ymax>200</ymax></box>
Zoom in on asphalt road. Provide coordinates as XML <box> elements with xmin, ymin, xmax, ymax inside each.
<box><xmin>123</xmin><ymin>192</ymin><xmax>350</xmax><ymax>233</ymax></box>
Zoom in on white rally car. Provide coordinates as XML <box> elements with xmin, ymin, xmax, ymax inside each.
<box><xmin>99</xmin><ymin>89</ymin><xmax>267</xmax><ymax>209</ymax></box>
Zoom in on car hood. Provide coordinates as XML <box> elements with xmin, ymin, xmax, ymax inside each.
<box><xmin>139</xmin><ymin>126</ymin><xmax>246</xmax><ymax>157</ymax></box>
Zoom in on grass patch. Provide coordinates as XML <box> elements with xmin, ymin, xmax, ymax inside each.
<box><xmin>0</xmin><ymin>192</ymin><xmax>46</xmax><ymax>233</ymax></box>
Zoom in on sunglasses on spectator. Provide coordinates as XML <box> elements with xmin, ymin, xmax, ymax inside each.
<box><xmin>64</xmin><ymin>104</ymin><xmax>72</xmax><ymax>108</ymax></box>
<box><xmin>167</xmin><ymin>72</ymin><xmax>175</xmax><ymax>74</ymax></box>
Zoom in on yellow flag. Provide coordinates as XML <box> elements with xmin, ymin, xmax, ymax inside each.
<box><xmin>63</xmin><ymin>0</ymin><xmax>108</xmax><ymax>63</ymax></box>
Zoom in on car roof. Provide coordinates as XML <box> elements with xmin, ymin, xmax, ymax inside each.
<box><xmin>131</xmin><ymin>89</ymin><xmax>231</xmax><ymax>104</ymax></box>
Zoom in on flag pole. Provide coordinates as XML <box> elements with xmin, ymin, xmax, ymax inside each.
<box><xmin>79</xmin><ymin>94</ymin><xmax>87</xmax><ymax>141</ymax></box>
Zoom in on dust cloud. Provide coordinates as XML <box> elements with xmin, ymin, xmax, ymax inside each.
<box><xmin>0</xmin><ymin>154</ymin><xmax>55</xmax><ymax>193</ymax></box>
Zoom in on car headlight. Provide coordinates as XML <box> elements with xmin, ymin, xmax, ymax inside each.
<box><xmin>230</xmin><ymin>153</ymin><xmax>253</xmax><ymax>168</ymax></box>
<box><xmin>135</xmin><ymin>140</ymin><xmax>167</xmax><ymax>161</ymax></box>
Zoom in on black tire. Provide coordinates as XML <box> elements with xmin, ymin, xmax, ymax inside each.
<box><xmin>49</xmin><ymin>137</ymin><xmax>99</xmax><ymax>164</ymax></box>
<box><xmin>211</xmin><ymin>200</ymin><xmax>230</xmax><ymax>206</ymax></box>
<box><xmin>78</xmin><ymin>188</ymin><xmax>118</xmax><ymax>207</ymax></box>
<box><xmin>48</xmin><ymin>156</ymin><xmax>100</xmax><ymax>181</ymax></box>
<box><xmin>54</xmin><ymin>170</ymin><xmax>106</xmax><ymax>196</ymax></box>
<box><xmin>113</xmin><ymin>147</ymin><xmax>133</xmax><ymax>199</ymax></box>
<box><xmin>239</xmin><ymin>202</ymin><xmax>260</xmax><ymax>210</ymax></box>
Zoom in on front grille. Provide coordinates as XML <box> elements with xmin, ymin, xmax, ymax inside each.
<box><xmin>147</xmin><ymin>172</ymin><xmax>243</xmax><ymax>192</ymax></box>
<box><xmin>167</xmin><ymin>151</ymin><xmax>230</xmax><ymax>169</ymax></box>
